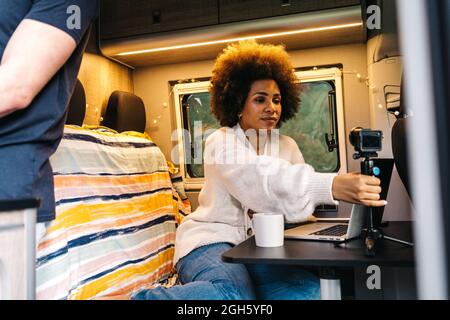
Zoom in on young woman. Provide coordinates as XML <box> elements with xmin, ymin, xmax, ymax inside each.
<box><xmin>130</xmin><ymin>40</ymin><xmax>385</xmax><ymax>300</ymax></box>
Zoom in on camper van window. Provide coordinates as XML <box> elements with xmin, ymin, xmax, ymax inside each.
<box><xmin>280</xmin><ymin>80</ymin><xmax>339</xmax><ymax>173</ymax></box>
<box><xmin>173</xmin><ymin>68</ymin><xmax>346</xmax><ymax>190</ymax></box>
<box><xmin>182</xmin><ymin>92</ymin><xmax>221</xmax><ymax>178</ymax></box>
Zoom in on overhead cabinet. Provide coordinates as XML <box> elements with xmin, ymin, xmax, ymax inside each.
<box><xmin>100</xmin><ymin>0</ymin><xmax>219</xmax><ymax>40</ymax></box>
<box><xmin>100</xmin><ymin>0</ymin><xmax>360</xmax><ymax>40</ymax></box>
<box><xmin>218</xmin><ymin>0</ymin><xmax>360</xmax><ymax>24</ymax></box>
<box><xmin>99</xmin><ymin>0</ymin><xmax>364</xmax><ymax>67</ymax></box>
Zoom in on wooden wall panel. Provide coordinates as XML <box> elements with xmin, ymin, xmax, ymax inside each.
<box><xmin>77</xmin><ymin>53</ymin><xmax>134</xmax><ymax>126</ymax></box>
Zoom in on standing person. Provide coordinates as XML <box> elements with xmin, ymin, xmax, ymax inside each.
<box><xmin>0</xmin><ymin>0</ymin><xmax>98</xmax><ymax>240</ymax></box>
<box><xmin>126</xmin><ymin>40</ymin><xmax>385</xmax><ymax>300</ymax></box>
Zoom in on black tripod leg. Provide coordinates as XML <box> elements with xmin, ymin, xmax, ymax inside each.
<box><xmin>383</xmin><ymin>235</ymin><xmax>414</xmax><ymax>247</ymax></box>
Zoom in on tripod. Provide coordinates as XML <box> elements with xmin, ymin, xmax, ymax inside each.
<box><xmin>335</xmin><ymin>153</ymin><xmax>414</xmax><ymax>257</ymax></box>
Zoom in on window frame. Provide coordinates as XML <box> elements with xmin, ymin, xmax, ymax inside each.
<box><xmin>172</xmin><ymin>67</ymin><xmax>347</xmax><ymax>190</ymax></box>
<box><xmin>173</xmin><ymin>81</ymin><xmax>210</xmax><ymax>190</ymax></box>
<box><xmin>295</xmin><ymin>67</ymin><xmax>347</xmax><ymax>175</ymax></box>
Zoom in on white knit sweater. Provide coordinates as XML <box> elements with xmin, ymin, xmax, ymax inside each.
<box><xmin>173</xmin><ymin>124</ymin><xmax>338</xmax><ymax>264</ymax></box>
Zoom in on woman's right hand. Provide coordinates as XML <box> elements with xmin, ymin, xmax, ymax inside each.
<box><xmin>331</xmin><ymin>172</ymin><xmax>386</xmax><ymax>207</ymax></box>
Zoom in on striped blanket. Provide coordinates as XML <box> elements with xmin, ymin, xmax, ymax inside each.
<box><xmin>36</xmin><ymin>126</ymin><xmax>190</xmax><ymax>300</ymax></box>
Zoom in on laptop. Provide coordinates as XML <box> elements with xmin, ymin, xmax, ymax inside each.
<box><xmin>284</xmin><ymin>158</ymin><xmax>394</xmax><ymax>242</ymax></box>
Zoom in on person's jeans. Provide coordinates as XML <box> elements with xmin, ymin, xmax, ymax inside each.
<box><xmin>131</xmin><ymin>242</ymin><xmax>320</xmax><ymax>300</ymax></box>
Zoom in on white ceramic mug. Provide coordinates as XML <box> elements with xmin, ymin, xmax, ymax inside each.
<box><xmin>252</xmin><ymin>213</ymin><xmax>284</xmax><ymax>247</ymax></box>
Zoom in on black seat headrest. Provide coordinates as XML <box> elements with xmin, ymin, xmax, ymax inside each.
<box><xmin>103</xmin><ymin>91</ymin><xmax>146</xmax><ymax>133</ymax></box>
<box><xmin>391</xmin><ymin>118</ymin><xmax>410</xmax><ymax>196</ymax></box>
<box><xmin>66</xmin><ymin>79</ymin><xmax>86</xmax><ymax>126</ymax></box>
<box><xmin>397</xmin><ymin>76</ymin><xmax>407</xmax><ymax>118</ymax></box>
<box><xmin>391</xmin><ymin>76</ymin><xmax>411</xmax><ymax>197</ymax></box>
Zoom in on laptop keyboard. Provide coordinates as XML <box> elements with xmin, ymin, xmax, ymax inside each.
<box><xmin>311</xmin><ymin>224</ymin><xmax>348</xmax><ymax>237</ymax></box>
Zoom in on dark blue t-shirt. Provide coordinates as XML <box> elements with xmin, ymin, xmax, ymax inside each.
<box><xmin>0</xmin><ymin>0</ymin><xmax>98</xmax><ymax>222</ymax></box>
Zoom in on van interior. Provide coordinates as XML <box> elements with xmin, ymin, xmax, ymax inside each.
<box><xmin>94</xmin><ymin>0</ymin><xmax>410</xmax><ymax>219</ymax></box>
<box><xmin>1</xmin><ymin>0</ymin><xmax>450</xmax><ymax>301</ymax></box>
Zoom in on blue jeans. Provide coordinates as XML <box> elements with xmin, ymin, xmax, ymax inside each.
<box><xmin>132</xmin><ymin>242</ymin><xmax>320</xmax><ymax>300</ymax></box>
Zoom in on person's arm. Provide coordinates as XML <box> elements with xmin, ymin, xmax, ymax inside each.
<box><xmin>0</xmin><ymin>19</ymin><xmax>76</xmax><ymax>118</ymax></box>
<box><xmin>286</xmin><ymin>134</ymin><xmax>385</xmax><ymax>208</ymax></box>
<box><xmin>206</xmin><ymin>131</ymin><xmax>337</xmax><ymax>223</ymax></box>
<box><xmin>290</xmin><ymin>139</ymin><xmax>387</xmax><ymax>207</ymax></box>
<box><xmin>207</xmin><ymin>131</ymin><xmax>385</xmax><ymax>223</ymax></box>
